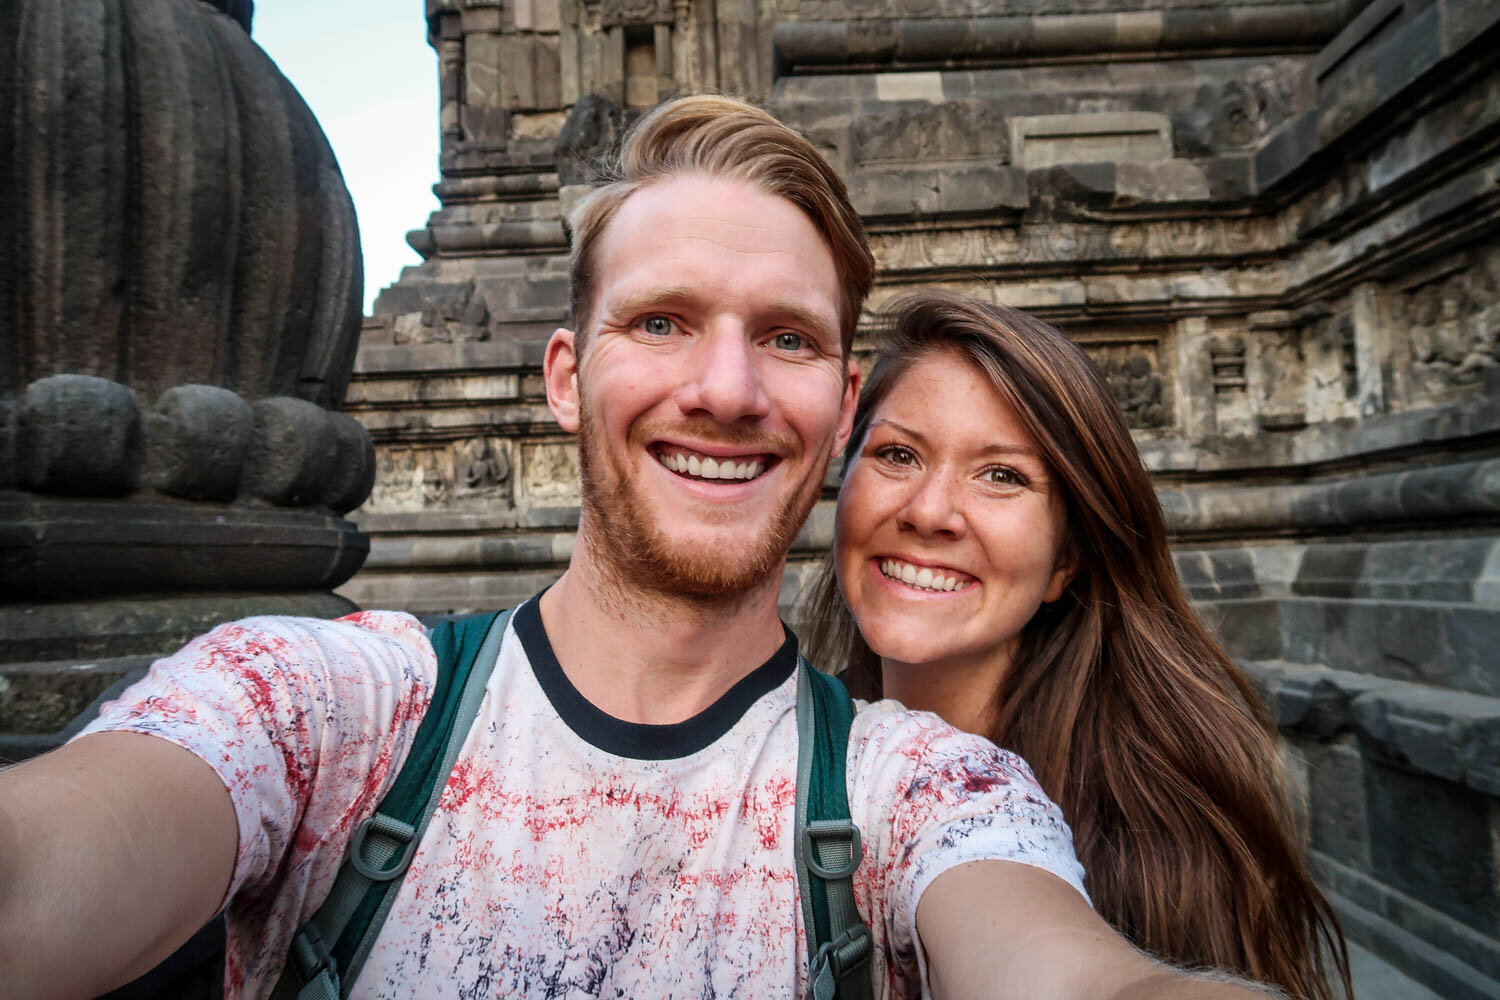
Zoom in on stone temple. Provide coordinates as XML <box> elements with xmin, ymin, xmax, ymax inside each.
<box><xmin>3</xmin><ymin>0</ymin><xmax>1500</xmax><ymax>997</ymax></box>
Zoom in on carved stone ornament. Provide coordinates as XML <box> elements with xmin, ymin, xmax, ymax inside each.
<box><xmin>601</xmin><ymin>0</ymin><xmax>675</xmax><ymax>27</ymax></box>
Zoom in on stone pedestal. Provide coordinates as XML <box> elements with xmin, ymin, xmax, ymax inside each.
<box><xmin>0</xmin><ymin>0</ymin><xmax>374</xmax><ymax>760</ymax></box>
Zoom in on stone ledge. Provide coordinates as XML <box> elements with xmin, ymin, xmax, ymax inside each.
<box><xmin>1243</xmin><ymin>659</ymin><xmax>1500</xmax><ymax>794</ymax></box>
<box><xmin>1319</xmin><ymin>854</ymin><xmax>1500</xmax><ymax>997</ymax></box>
<box><xmin>773</xmin><ymin>6</ymin><xmax>1345</xmax><ymax>70</ymax></box>
<box><xmin>1160</xmin><ymin>453</ymin><xmax>1500</xmax><ymax>539</ymax></box>
<box><xmin>1256</xmin><ymin>0</ymin><xmax>1500</xmax><ymax>194</ymax></box>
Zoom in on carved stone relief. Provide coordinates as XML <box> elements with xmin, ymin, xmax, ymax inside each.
<box><xmin>521</xmin><ymin>441</ymin><xmax>582</xmax><ymax>505</ymax></box>
<box><xmin>1219</xmin><ymin>64</ymin><xmax>1296</xmax><ymax>148</ymax></box>
<box><xmin>872</xmin><ymin>218</ymin><xmax>1282</xmax><ymax>273</ymax></box>
<box><xmin>390</xmin><ymin>281</ymin><xmax>492</xmax><ymax>344</ymax></box>
<box><xmin>1258</xmin><ymin>326</ymin><xmax>1305</xmax><ymax>420</ymax></box>
<box><xmin>850</xmin><ymin>101</ymin><xmax>1009</xmax><ymax>167</ymax></box>
<box><xmin>1074</xmin><ymin>334</ymin><xmax>1171</xmax><ymax>430</ymax></box>
<box><xmin>1297</xmin><ymin>307</ymin><xmax>1355</xmax><ymax>423</ymax></box>
<box><xmin>600</xmin><ymin>0</ymin><xmax>674</xmax><ymax>26</ymax></box>
<box><xmin>367</xmin><ymin>438</ymin><xmax>514</xmax><ymax>512</ymax></box>
<box><xmin>1398</xmin><ymin>249</ymin><xmax>1500</xmax><ymax>400</ymax></box>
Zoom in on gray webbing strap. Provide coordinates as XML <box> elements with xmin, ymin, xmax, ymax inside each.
<box><xmin>277</xmin><ymin>608</ymin><xmax>512</xmax><ymax>1000</ymax></box>
<box><xmin>340</xmin><ymin>608</ymin><xmax>510</xmax><ymax>987</ymax></box>
<box><xmin>805</xmin><ymin>820</ymin><xmax>871</xmax><ymax>1000</ymax></box>
<box><xmin>794</xmin><ymin>658</ymin><xmax>873</xmax><ymax>1000</ymax></box>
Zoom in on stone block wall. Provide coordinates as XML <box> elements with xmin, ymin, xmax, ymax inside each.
<box><xmin>343</xmin><ymin>1</ymin><xmax>1500</xmax><ymax>992</ymax></box>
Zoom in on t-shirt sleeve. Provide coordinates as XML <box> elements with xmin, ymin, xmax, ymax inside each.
<box><xmin>848</xmin><ymin>700</ymin><xmax>1088</xmax><ymax>998</ymax></box>
<box><xmin>74</xmin><ymin>610</ymin><xmax>436</xmax><ymax>912</ymax></box>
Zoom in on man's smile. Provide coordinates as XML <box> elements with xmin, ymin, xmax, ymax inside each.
<box><xmin>652</xmin><ymin>443</ymin><xmax>777</xmax><ymax>483</ymax></box>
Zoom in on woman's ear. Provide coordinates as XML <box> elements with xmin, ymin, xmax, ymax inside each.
<box><xmin>544</xmin><ymin>327</ymin><xmax>581</xmax><ymax>433</ymax></box>
<box><xmin>1043</xmin><ymin>542</ymin><xmax>1079</xmax><ymax>604</ymax></box>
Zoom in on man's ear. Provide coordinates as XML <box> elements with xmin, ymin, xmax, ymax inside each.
<box><xmin>832</xmin><ymin>357</ymin><xmax>862</xmax><ymax>456</ymax></box>
<box><xmin>544</xmin><ymin>327</ymin><xmax>581</xmax><ymax>433</ymax></box>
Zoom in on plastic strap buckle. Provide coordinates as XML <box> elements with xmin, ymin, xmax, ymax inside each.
<box><xmin>289</xmin><ymin>921</ymin><xmax>335</xmax><ymax>983</ymax></box>
<box><xmin>348</xmin><ymin>813</ymin><xmax>419</xmax><ymax>882</ymax></box>
<box><xmin>809</xmin><ymin>923</ymin><xmax>874</xmax><ymax>997</ymax></box>
<box><xmin>801</xmin><ymin>820</ymin><xmax>863</xmax><ymax>880</ymax></box>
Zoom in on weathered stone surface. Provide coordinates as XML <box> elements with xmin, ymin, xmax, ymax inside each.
<box><xmin>19</xmin><ymin>375</ymin><xmax>143</xmax><ymax>497</ymax></box>
<box><xmin>1</xmin><ymin>0</ymin><xmax>375</xmax><ymax>787</ymax></box>
<box><xmin>2</xmin><ymin>0</ymin><xmax>364</xmax><ymax>410</ymax></box>
<box><xmin>346</xmin><ymin>5</ymin><xmax>1500</xmax><ymax>991</ymax></box>
<box><xmin>142</xmin><ymin>384</ymin><xmax>254</xmax><ymax>501</ymax></box>
<box><xmin>1366</xmin><ymin>759</ymin><xmax>1498</xmax><ymax>935</ymax></box>
<box><xmin>244</xmin><ymin>397</ymin><xmax>342</xmax><ymax>507</ymax></box>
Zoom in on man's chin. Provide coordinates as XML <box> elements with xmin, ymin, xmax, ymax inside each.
<box><xmin>628</xmin><ymin>533</ymin><xmax>785</xmax><ymax>600</ymax></box>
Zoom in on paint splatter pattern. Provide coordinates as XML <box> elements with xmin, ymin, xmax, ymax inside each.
<box><xmin>82</xmin><ymin>612</ymin><xmax>1085</xmax><ymax>999</ymax></box>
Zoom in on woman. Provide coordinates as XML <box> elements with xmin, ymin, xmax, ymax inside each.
<box><xmin>805</xmin><ymin>293</ymin><xmax>1352</xmax><ymax>1000</ymax></box>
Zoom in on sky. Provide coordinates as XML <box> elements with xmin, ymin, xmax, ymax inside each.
<box><xmin>251</xmin><ymin>1</ymin><xmax>439</xmax><ymax>311</ymax></box>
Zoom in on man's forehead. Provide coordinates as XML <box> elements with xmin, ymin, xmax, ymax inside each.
<box><xmin>590</xmin><ymin>177</ymin><xmax>842</xmax><ymax>329</ymax></box>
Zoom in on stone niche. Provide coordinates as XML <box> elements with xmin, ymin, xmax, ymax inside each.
<box><xmin>0</xmin><ymin>0</ymin><xmax>374</xmax><ymax>760</ymax></box>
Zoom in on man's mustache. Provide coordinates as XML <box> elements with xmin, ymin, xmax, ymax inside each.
<box><xmin>627</xmin><ymin>417</ymin><xmax>800</xmax><ymax>458</ymax></box>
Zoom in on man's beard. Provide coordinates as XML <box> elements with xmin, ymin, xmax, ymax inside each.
<box><xmin>575</xmin><ymin>406</ymin><xmax>824</xmax><ymax>601</ymax></box>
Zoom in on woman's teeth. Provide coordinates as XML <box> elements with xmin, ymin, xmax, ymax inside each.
<box><xmin>657</xmin><ymin>450</ymin><xmax>764</xmax><ymax>481</ymax></box>
<box><xmin>880</xmin><ymin>559</ymin><xmax>963</xmax><ymax>592</ymax></box>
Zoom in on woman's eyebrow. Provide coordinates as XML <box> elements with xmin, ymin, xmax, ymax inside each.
<box><xmin>870</xmin><ymin>418</ymin><xmax>1041</xmax><ymax>460</ymax></box>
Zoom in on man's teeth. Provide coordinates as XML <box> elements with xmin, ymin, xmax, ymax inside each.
<box><xmin>880</xmin><ymin>559</ymin><xmax>963</xmax><ymax>592</ymax></box>
<box><xmin>657</xmin><ymin>450</ymin><xmax>764</xmax><ymax>481</ymax></box>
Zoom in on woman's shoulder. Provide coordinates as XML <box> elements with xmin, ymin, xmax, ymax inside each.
<box><xmin>850</xmin><ymin>698</ymin><xmax>1048</xmax><ymax>797</ymax></box>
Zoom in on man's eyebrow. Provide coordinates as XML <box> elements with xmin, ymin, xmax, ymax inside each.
<box><xmin>870</xmin><ymin>418</ymin><xmax>1043</xmax><ymax>460</ymax></box>
<box><xmin>604</xmin><ymin>286</ymin><xmax>699</xmax><ymax>318</ymax></box>
<box><xmin>766</xmin><ymin>301</ymin><xmax>839</xmax><ymax>345</ymax></box>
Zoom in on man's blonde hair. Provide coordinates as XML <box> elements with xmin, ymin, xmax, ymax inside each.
<box><xmin>565</xmin><ymin>95</ymin><xmax>874</xmax><ymax>353</ymax></box>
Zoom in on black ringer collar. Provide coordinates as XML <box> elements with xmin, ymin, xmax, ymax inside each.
<box><xmin>512</xmin><ymin>595</ymin><xmax>798</xmax><ymax>760</ymax></box>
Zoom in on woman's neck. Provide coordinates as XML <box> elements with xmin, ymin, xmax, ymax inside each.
<box><xmin>879</xmin><ymin>645</ymin><xmax>1017</xmax><ymax>737</ymax></box>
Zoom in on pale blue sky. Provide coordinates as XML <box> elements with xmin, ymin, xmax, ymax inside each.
<box><xmin>252</xmin><ymin>1</ymin><xmax>439</xmax><ymax>311</ymax></box>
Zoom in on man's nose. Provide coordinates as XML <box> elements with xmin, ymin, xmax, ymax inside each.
<box><xmin>897</xmin><ymin>471</ymin><xmax>966</xmax><ymax>538</ymax></box>
<box><xmin>676</xmin><ymin>327</ymin><xmax>771</xmax><ymax>423</ymax></box>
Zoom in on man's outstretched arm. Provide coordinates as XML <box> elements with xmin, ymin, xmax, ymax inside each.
<box><xmin>919</xmin><ymin>861</ymin><xmax>1283</xmax><ymax>1000</ymax></box>
<box><xmin>0</xmin><ymin>732</ymin><xmax>237</xmax><ymax>1000</ymax></box>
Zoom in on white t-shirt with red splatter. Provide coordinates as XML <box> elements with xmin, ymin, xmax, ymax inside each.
<box><xmin>79</xmin><ymin>595</ymin><xmax>1087</xmax><ymax>999</ymax></box>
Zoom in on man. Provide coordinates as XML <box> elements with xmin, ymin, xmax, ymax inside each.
<box><xmin>0</xmin><ymin>96</ymin><xmax>1277</xmax><ymax>999</ymax></box>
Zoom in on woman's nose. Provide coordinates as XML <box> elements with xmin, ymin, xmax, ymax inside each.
<box><xmin>897</xmin><ymin>472</ymin><xmax>966</xmax><ymax>538</ymax></box>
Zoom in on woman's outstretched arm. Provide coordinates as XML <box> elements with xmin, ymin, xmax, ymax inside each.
<box><xmin>919</xmin><ymin>861</ymin><xmax>1285</xmax><ymax>1000</ymax></box>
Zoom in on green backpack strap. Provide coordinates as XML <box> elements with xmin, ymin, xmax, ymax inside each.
<box><xmin>794</xmin><ymin>655</ymin><xmax>874</xmax><ymax>1000</ymax></box>
<box><xmin>274</xmin><ymin>608</ymin><xmax>513</xmax><ymax>1000</ymax></box>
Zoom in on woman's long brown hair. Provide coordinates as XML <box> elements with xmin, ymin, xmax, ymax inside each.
<box><xmin>805</xmin><ymin>293</ymin><xmax>1352</xmax><ymax>1000</ymax></box>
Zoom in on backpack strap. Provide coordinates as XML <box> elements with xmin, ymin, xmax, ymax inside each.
<box><xmin>794</xmin><ymin>655</ymin><xmax>874</xmax><ymax>1000</ymax></box>
<box><xmin>275</xmin><ymin>608</ymin><xmax>513</xmax><ymax>1000</ymax></box>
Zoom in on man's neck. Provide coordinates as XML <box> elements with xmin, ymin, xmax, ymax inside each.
<box><xmin>537</xmin><ymin>542</ymin><xmax>789</xmax><ymax>726</ymax></box>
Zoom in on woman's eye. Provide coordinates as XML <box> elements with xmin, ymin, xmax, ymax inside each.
<box><xmin>773</xmin><ymin>332</ymin><xmax>806</xmax><ymax>352</ymax></box>
<box><xmin>875</xmin><ymin>445</ymin><xmax>917</xmax><ymax>466</ymax></box>
<box><xmin>642</xmin><ymin>316</ymin><xmax>674</xmax><ymax>337</ymax></box>
<box><xmin>981</xmin><ymin>466</ymin><xmax>1027</xmax><ymax>486</ymax></box>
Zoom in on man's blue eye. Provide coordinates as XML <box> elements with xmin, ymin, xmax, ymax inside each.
<box><xmin>643</xmin><ymin>316</ymin><xmax>673</xmax><ymax>336</ymax></box>
<box><xmin>774</xmin><ymin>332</ymin><xmax>805</xmax><ymax>351</ymax></box>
